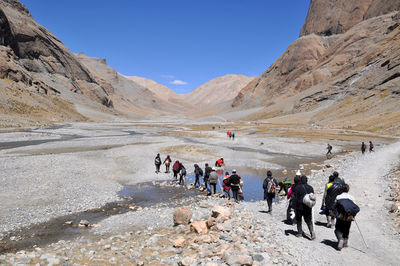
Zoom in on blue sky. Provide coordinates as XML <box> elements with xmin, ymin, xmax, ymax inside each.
<box><xmin>20</xmin><ymin>0</ymin><xmax>310</xmax><ymax>94</ymax></box>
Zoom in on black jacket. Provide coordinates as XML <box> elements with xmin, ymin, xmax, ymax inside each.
<box><xmin>293</xmin><ymin>183</ymin><xmax>314</xmax><ymax>211</ymax></box>
<box><xmin>204</xmin><ymin>166</ymin><xmax>212</xmax><ymax>178</ymax></box>
<box><xmin>228</xmin><ymin>174</ymin><xmax>241</xmax><ymax>190</ymax></box>
<box><xmin>325</xmin><ymin>182</ymin><xmax>344</xmax><ymax>210</ymax></box>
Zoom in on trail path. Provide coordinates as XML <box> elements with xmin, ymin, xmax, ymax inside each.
<box><xmin>247</xmin><ymin>142</ymin><xmax>400</xmax><ymax>265</ymax></box>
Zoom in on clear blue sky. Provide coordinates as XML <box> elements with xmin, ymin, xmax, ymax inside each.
<box><xmin>20</xmin><ymin>0</ymin><xmax>310</xmax><ymax>94</ymax></box>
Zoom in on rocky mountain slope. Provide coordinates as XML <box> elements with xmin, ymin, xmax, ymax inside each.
<box><xmin>231</xmin><ymin>0</ymin><xmax>400</xmax><ymax>135</ymax></box>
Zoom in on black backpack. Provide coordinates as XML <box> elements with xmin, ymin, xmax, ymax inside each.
<box><xmin>336</xmin><ymin>198</ymin><xmax>360</xmax><ymax>217</ymax></box>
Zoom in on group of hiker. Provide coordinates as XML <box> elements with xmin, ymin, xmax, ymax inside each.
<box><xmin>263</xmin><ymin>169</ymin><xmax>359</xmax><ymax>250</ymax></box>
<box><xmin>154</xmin><ymin>154</ymin><xmax>187</xmax><ymax>185</ymax></box>
<box><xmin>361</xmin><ymin>141</ymin><xmax>374</xmax><ymax>154</ymax></box>
<box><xmin>226</xmin><ymin>130</ymin><xmax>235</xmax><ymax>140</ymax></box>
<box><xmin>327</xmin><ymin>141</ymin><xmax>374</xmax><ymax>157</ymax></box>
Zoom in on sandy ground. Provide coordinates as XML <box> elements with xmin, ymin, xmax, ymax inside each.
<box><xmin>0</xmin><ymin>121</ymin><xmax>399</xmax><ymax>265</ymax></box>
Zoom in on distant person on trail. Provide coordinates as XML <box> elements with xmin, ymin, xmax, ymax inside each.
<box><xmin>222</xmin><ymin>172</ymin><xmax>231</xmax><ymax>199</ymax></box>
<box><xmin>209</xmin><ymin>167</ymin><xmax>219</xmax><ymax>195</ymax></box>
<box><xmin>294</xmin><ymin>176</ymin><xmax>316</xmax><ymax>240</ymax></box>
<box><xmin>179</xmin><ymin>163</ymin><xmax>186</xmax><ymax>185</ymax></box>
<box><xmin>228</xmin><ymin>169</ymin><xmax>241</xmax><ymax>202</ymax></box>
<box><xmin>263</xmin><ymin>170</ymin><xmax>278</xmax><ymax>213</ymax></box>
<box><xmin>334</xmin><ymin>184</ymin><xmax>359</xmax><ymax>250</ymax></box>
<box><xmin>369</xmin><ymin>141</ymin><xmax>374</xmax><ymax>152</ymax></box>
<box><xmin>163</xmin><ymin>155</ymin><xmax>171</xmax><ymax>173</ymax></box>
<box><xmin>326</xmin><ymin>144</ymin><xmax>332</xmax><ymax>156</ymax></box>
<box><xmin>204</xmin><ymin>163</ymin><xmax>212</xmax><ymax>190</ymax></box>
<box><xmin>194</xmin><ymin>164</ymin><xmax>203</xmax><ymax>188</ymax></box>
<box><xmin>215</xmin><ymin>157</ymin><xmax>224</xmax><ymax>167</ymax></box>
<box><xmin>172</xmin><ymin>160</ymin><xmax>181</xmax><ymax>180</ymax></box>
<box><xmin>321</xmin><ymin>175</ymin><xmax>336</xmax><ymax>228</ymax></box>
<box><xmin>361</xmin><ymin>142</ymin><xmax>366</xmax><ymax>154</ymax></box>
<box><xmin>232</xmin><ymin>132</ymin><xmax>235</xmax><ymax>140</ymax></box>
<box><xmin>154</xmin><ymin>153</ymin><xmax>161</xmax><ymax>173</ymax></box>
<box><xmin>227</xmin><ymin>130</ymin><xmax>230</xmax><ymax>138</ymax></box>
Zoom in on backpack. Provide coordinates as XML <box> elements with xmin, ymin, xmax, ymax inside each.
<box><xmin>336</xmin><ymin>199</ymin><xmax>360</xmax><ymax>218</ymax></box>
<box><xmin>267</xmin><ymin>179</ymin><xmax>275</xmax><ymax>193</ymax></box>
<box><xmin>303</xmin><ymin>193</ymin><xmax>316</xmax><ymax>208</ymax></box>
<box><xmin>173</xmin><ymin>162</ymin><xmax>180</xmax><ymax>171</ymax></box>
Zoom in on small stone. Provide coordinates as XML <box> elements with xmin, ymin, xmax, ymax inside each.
<box><xmin>79</xmin><ymin>220</ymin><xmax>90</xmax><ymax>227</ymax></box>
<box><xmin>190</xmin><ymin>221</ymin><xmax>208</xmax><ymax>234</ymax></box>
<box><xmin>173</xmin><ymin>238</ymin><xmax>186</xmax><ymax>248</ymax></box>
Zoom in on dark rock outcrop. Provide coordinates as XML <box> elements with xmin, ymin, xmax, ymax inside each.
<box><xmin>300</xmin><ymin>0</ymin><xmax>400</xmax><ymax>37</ymax></box>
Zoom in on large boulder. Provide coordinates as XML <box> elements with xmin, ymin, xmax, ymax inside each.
<box><xmin>173</xmin><ymin>207</ymin><xmax>192</xmax><ymax>225</ymax></box>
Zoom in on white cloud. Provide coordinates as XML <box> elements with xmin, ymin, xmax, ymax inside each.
<box><xmin>170</xmin><ymin>80</ymin><xmax>188</xmax><ymax>85</ymax></box>
<box><xmin>161</xmin><ymin>74</ymin><xmax>175</xmax><ymax>79</ymax></box>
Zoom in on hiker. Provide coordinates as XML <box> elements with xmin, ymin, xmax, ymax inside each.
<box><xmin>227</xmin><ymin>130</ymin><xmax>230</xmax><ymax>138</ymax></box>
<box><xmin>193</xmin><ymin>164</ymin><xmax>203</xmax><ymax>188</ymax></box>
<box><xmin>209</xmin><ymin>167</ymin><xmax>219</xmax><ymax>195</ymax></box>
<box><xmin>369</xmin><ymin>141</ymin><xmax>374</xmax><ymax>152</ymax></box>
<box><xmin>326</xmin><ymin>144</ymin><xmax>332</xmax><ymax>156</ymax></box>
<box><xmin>232</xmin><ymin>132</ymin><xmax>235</xmax><ymax>140</ymax></box>
<box><xmin>334</xmin><ymin>184</ymin><xmax>359</xmax><ymax>250</ymax></box>
<box><xmin>321</xmin><ymin>175</ymin><xmax>335</xmax><ymax>227</ymax></box>
<box><xmin>263</xmin><ymin>170</ymin><xmax>278</xmax><ymax>213</ymax></box>
<box><xmin>324</xmin><ymin>171</ymin><xmax>346</xmax><ymax>227</ymax></box>
<box><xmin>222</xmin><ymin>172</ymin><xmax>231</xmax><ymax>199</ymax></box>
<box><xmin>361</xmin><ymin>142</ymin><xmax>366</xmax><ymax>154</ymax></box>
<box><xmin>163</xmin><ymin>155</ymin><xmax>171</xmax><ymax>173</ymax></box>
<box><xmin>228</xmin><ymin>169</ymin><xmax>241</xmax><ymax>202</ymax></box>
<box><xmin>286</xmin><ymin>175</ymin><xmax>301</xmax><ymax>225</ymax></box>
<box><xmin>215</xmin><ymin>157</ymin><xmax>224</xmax><ymax>167</ymax></box>
<box><xmin>278</xmin><ymin>178</ymin><xmax>293</xmax><ymax>196</ymax></box>
<box><xmin>172</xmin><ymin>160</ymin><xmax>181</xmax><ymax>180</ymax></box>
<box><xmin>204</xmin><ymin>163</ymin><xmax>212</xmax><ymax>190</ymax></box>
<box><xmin>294</xmin><ymin>175</ymin><xmax>316</xmax><ymax>239</ymax></box>
<box><xmin>154</xmin><ymin>153</ymin><xmax>161</xmax><ymax>173</ymax></box>
<box><xmin>179</xmin><ymin>163</ymin><xmax>186</xmax><ymax>185</ymax></box>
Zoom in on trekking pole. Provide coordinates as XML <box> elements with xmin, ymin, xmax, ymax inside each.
<box><xmin>355</xmin><ymin>219</ymin><xmax>368</xmax><ymax>249</ymax></box>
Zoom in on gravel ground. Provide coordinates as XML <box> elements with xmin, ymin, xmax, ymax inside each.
<box><xmin>1</xmin><ymin>122</ymin><xmax>399</xmax><ymax>265</ymax></box>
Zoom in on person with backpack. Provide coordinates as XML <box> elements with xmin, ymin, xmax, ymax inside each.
<box><xmin>334</xmin><ymin>184</ymin><xmax>359</xmax><ymax>250</ymax></box>
<box><xmin>228</xmin><ymin>170</ymin><xmax>241</xmax><ymax>202</ymax></box>
<box><xmin>232</xmin><ymin>132</ymin><xmax>235</xmax><ymax>140</ymax></box>
<box><xmin>324</xmin><ymin>171</ymin><xmax>345</xmax><ymax>227</ymax></box>
<box><xmin>209</xmin><ymin>167</ymin><xmax>219</xmax><ymax>195</ymax></box>
<box><xmin>204</xmin><ymin>163</ymin><xmax>212</xmax><ymax>191</ymax></box>
<box><xmin>293</xmin><ymin>175</ymin><xmax>316</xmax><ymax>240</ymax></box>
<box><xmin>361</xmin><ymin>142</ymin><xmax>366</xmax><ymax>154</ymax></box>
<box><xmin>321</xmin><ymin>175</ymin><xmax>335</xmax><ymax>227</ymax></box>
<box><xmin>263</xmin><ymin>171</ymin><xmax>278</xmax><ymax>213</ymax></box>
<box><xmin>172</xmin><ymin>160</ymin><xmax>181</xmax><ymax>180</ymax></box>
<box><xmin>222</xmin><ymin>172</ymin><xmax>231</xmax><ymax>199</ymax></box>
<box><xmin>154</xmin><ymin>153</ymin><xmax>161</xmax><ymax>173</ymax></box>
<box><xmin>278</xmin><ymin>178</ymin><xmax>293</xmax><ymax>196</ymax></box>
<box><xmin>369</xmin><ymin>141</ymin><xmax>374</xmax><ymax>152</ymax></box>
<box><xmin>179</xmin><ymin>163</ymin><xmax>186</xmax><ymax>185</ymax></box>
<box><xmin>193</xmin><ymin>164</ymin><xmax>203</xmax><ymax>188</ymax></box>
<box><xmin>286</xmin><ymin>175</ymin><xmax>301</xmax><ymax>225</ymax></box>
<box><xmin>163</xmin><ymin>155</ymin><xmax>171</xmax><ymax>173</ymax></box>
<box><xmin>326</xmin><ymin>143</ymin><xmax>332</xmax><ymax>157</ymax></box>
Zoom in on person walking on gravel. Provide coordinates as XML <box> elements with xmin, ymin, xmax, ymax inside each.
<box><xmin>294</xmin><ymin>176</ymin><xmax>316</xmax><ymax>240</ymax></box>
<box><xmin>369</xmin><ymin>141</ymin><xmax>374</xmax><ymax>152</ymax></box>
<box><xmin>361</xmin><ymin>142</ymin><xmax>366</xmax><ymax>154</ymax></box>
<box><xmin>172</xmin><ymin>160</ymin><xmax>181</xmax><ymax>180</ymax></box>
<box><xmin>321</xmin><ymin>175</ymin><xmax>335</xmax><ymax>227</ymax></box>
<box><xmin>324</xmin><ymin>171</ymin><xmax>345</xmax><ymax>228</ymax></box>
<box><xmin>154</xmin><ymin>153</ymin><xmax>161</xmax><ymax>173</ymax></box>
<box><xmin>228</xmin><ymin>170</ymin><xmax>241</xmax><ymax>202</ymax></box>
<box><xmin>163</xmin><ymin>155</ymin><xmax>171</xmax><ymax>173</ymax></box>
<box><xmin>194</xmin><ymin>164</ymin><xmax>203</xmax><ymax>188</ymax></box>
<box><xmin>179</xmin><ymin>163</ymin><xmax>186</xmax><ymax>185</ymax></box>
<box><xmin>204</xmin><ymin>163</ymin><xmax>212</xmax><ymax>191</ymax></box>
<box><xmin>334</xmin><ymin>184</ymin><xmax>359</xmax><ymax>250</ymax></box>
<box><xmin>209</xmin><ymin>167</ymin><xmax>219</xmax><ymax>195</ymax></box>
<box><xmin>263</xmin><ymin>170</ymin><xmax>278</xmax><ymax>213</ymax></box>
<box><xmin>222</xmin><ymin>172</ymin><xmax>231</xmax><ymax>199</ymax></box>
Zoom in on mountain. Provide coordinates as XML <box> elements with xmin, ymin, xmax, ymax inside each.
<box><xmin>124</xmin><ymin>76</ymin><xmax>179</xmax><ymax>101</ymax></box>
<box><xmin>231</xmin><ymin>1</ymin><xmax>400</xmax><ymax>135</ymax></box>
<box><xmin>184</xmin><ymin>74</ymin><xmax>253</xmax><ymax>108</ymax></box>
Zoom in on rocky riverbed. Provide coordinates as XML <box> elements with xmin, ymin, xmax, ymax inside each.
<box><xmin>0</xmin><ymin>122</ymin><xmax>399</xmax><ymax>265</ymax></box>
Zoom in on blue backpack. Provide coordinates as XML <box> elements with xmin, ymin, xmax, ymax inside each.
<box><xmin>336</xmin><ymin>199</ymin><xmax>360</xmax><ymax>217</ymax></box>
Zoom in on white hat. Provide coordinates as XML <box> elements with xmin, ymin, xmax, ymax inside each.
<box><xmin>212</xmin><ymin>167</ymin><xmax>216</xmax><ymax>171</ymax></box>
<box><xmin>296</xmin><ymin>170</ymin><xmax>301</xmax><ymax>176</ymax></box>
<box><xmin>232</xmin><ymin>169</ymin><xmax>237</xmax><ymax>173</ymax></box>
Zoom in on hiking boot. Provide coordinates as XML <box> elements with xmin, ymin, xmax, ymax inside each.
<box><xmin>296</xmin><ymin>232</ymin><xmax>302</xmax><ymax>238</ymax></box>
<box><xmin>311</xmin><ymin>231</ymin><xmax>316</xmax><ymax>240</ymax></box>
<box><xmin>337</xmin><ymin>239</ymin><xmax>344</xmax><ymax>250</ymax></box>
<box><xmin>327</xmin><ymin>222</ymin><xmax>332</xmax><ymax>228</ymax></box>
<box><xmin>343</xmin><ymin>239</ymin><xmax>348</xmax><ymax>248</ymax></box>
